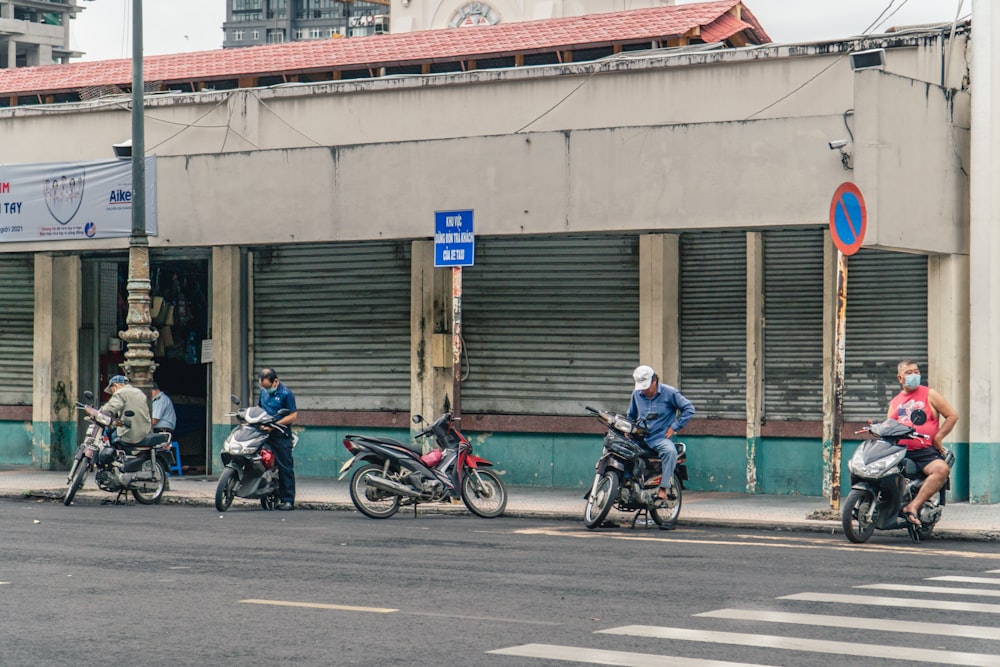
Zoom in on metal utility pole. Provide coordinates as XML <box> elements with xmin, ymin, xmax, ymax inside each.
<box><xmin>118</xmin><ymin>0</ymin><xmax>157</xmax><ymax>395</ymax></box>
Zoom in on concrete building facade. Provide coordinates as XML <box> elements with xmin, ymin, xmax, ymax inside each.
<box><xmin>0</xmin><ymin>0</ymin><xmax>86</xmax><ymax>68</ymax></box>
<box><xmin>1</xmin><ymin>3</ymin><xmax>996</xmax><ymax>502</ymax></box>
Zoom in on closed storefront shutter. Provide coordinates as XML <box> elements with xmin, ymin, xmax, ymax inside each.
<box><xmin>844</xmin><ymin>248</ymin><xmax>927</xmax><ymax>421</ymax></box>
<box><xmin>461</xmin><ymin>235</ymin><xmax>639</xmax><ymax>415</ymax></box>
<box><xmin>763</xmin><ymin>229</ymin><xmax>824</xmax><ymax>421</ymax></box>
<box><xmin>252</xmin><ymin>242</ymin><xmax>411</xmax><ymax>411</ymax></box>
<box><xmin>679</xmin><ymin>231</ymin><xmax>747</xmax><ymax>419</ymax></box>
<box><xmin>0</xmin><ymin>254</ymin><xmax>34</xmax><ymax>404</ymax></box>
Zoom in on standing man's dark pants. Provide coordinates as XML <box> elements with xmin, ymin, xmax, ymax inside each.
<box><xmin>268</xmin><ymin>430</ymin><xmax>296</xmax><ymax>505</ymax></box>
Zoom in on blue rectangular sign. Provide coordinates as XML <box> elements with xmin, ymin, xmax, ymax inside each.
<box><xmin>434</xmin><ymin>209</ymin><xmax>474</xmax><ymax>267</ymax></box>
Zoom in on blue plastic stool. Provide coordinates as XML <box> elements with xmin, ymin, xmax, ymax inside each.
<box><xmin>167</xmin><ymin>441</ymin><xmax>183</xmax><ymax>477</ymax></box>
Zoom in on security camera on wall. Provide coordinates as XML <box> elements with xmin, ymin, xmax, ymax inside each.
<box><xmin>828</xmin><ymin>139</ymin><xmax>848</xmax><ymax>150</ymax></box>
<box><xmin>112</xmin><ymin>139</ymin><xmax>132</xmax><ymax>160</ymax></box>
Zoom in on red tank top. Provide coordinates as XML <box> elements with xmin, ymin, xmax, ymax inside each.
<box><xmin>888</xmin><ymin>385</ymin><xmax>939</xmax><ymax>450</ymax></box>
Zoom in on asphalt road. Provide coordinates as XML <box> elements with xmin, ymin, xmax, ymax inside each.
<box><xmin>3</xmin><ymin>498</ymin><xmax>1000</xmax><ymax>666</ymax></box>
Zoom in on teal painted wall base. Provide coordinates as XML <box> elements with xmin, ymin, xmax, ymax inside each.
<box><xmin>0</xmin><ymin>420</ymin><xmax>33</xmax><ymax>466</ymax></box>
<box><xmin>969</xmin><ymin>442</ymin><xmax>1000</xmax><ymax>504</ymax></box>
<box><xmin>28</xmin><ymin>421</ymin><xmax>76</xmax><ymax>470</ymax></box>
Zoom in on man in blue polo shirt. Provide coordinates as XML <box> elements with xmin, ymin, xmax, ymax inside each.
<box><xmin>627</xmin><ymin>364</ymin><xmax>695</xmax><ymax>529</ymax></box>
<box><xmin>258</xmin><ymin>368</ymin><xmax>298</xmax><ymax>510</ymax></box>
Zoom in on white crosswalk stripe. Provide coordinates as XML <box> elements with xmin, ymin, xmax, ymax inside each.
<box><xmin>695</xmin><ymin>608</ymin><xmax>1000</xmax><ymax>640</ymax></box>
<box><xmin>491</xmin><ymin>568</ymin><xmax>1000</xmax><ymax>665</ymax></box>
<box><xmin>930</xmin><ymin>575</ymin><xmax>1000</xmax><ymax>585</ymax></box>
<box><xmin>487</xmin><ymin>644</ymin><xmax>776</xmax><ymax>666</ymax></box>
<box><xmin>858</xmin><ymin>583</ymin><xmax>1000</xmax><ymax>598</ymax></box>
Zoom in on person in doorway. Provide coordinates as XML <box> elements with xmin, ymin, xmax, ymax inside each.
<box><xmin>150</xmin><ymin>382</ymin><xmax>177</xmax><ymax>434</ymax></box>
<box><xmin>258</xmin><ymin>368</ymin><xmax>298</xmax><ymax>511</ymax></box>
<box><xmin>627</xmin><ymin>365</ymin><xmax>695</xmax><ymax>530</ymax></box>
<box><xmin>100</xmin><ymin>375</ymin><xmax>151</xmax><ymax>446</ymax></box>
<box><xmin>887</xmin><ymin>359</ymin><xmax>959</xmax><ymax>526</ymax></box>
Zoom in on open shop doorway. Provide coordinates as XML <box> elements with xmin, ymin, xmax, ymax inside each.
<box><xmin>90</xmin><ymin>254</ymin><xmax>211</xmax><ymax>475</ymax></box>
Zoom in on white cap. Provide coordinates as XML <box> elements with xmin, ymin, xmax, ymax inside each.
<box><xmin>633</xmin><ymin>365</ymin><xmax>655</xmax><ymax>391</ymax></box>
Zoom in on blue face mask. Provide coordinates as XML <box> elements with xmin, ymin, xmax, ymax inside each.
<box><xmin>904</xmin><ymin>373</ymin><xmax>921</xmax><ymax>390</ymax></box>
<box><xmin>262</xmin><ymin>383</ymin><xmax>277</xmax><ymax>396</ymax></box>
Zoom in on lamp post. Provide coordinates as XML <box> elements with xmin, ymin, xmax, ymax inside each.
<box><xmin>117</xmin><ymin>0</ymin><xmax>157</xmax><ymax>394</ymax></box>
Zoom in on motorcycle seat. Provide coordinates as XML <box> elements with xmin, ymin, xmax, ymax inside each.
<box><xmin>125</xmin><ymin>432</ymin><xmax>173</xmax><ymax>449</ymax></box>
<box><xmin>352</xmin><ymin>434</ymin><xmax>422</xmax><ymax>453</ymax></box>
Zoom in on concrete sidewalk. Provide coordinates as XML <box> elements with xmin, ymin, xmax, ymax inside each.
<box><xmin>2</xmin><ymin>466</ymin><xmax>999</xmax><ymax>541</ymax></box>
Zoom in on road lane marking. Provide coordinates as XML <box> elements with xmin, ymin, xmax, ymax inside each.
<box><xmin>930</xmin><ymin>575</ymin><xmax>1000</xmax><ymax>585</ymax></box>
<box><xmin>858</xmin><ymin>583</ymin><xmax>1000</xmax><ymax>598</ymax></box>
<box><xmin>240</xmin><ymin>599</ymin><xmax>397</xmax><ymax>613</ymax></box>
<box><xmin>512</xmin><ymin>527</ymin><xmax>1000</xmax><ymax>558</ymax></box>
<box><xmin>781</xmin><ymin>592</ymin><xmax>1000</xmax><ymax>614</ymax></box>
<box><xmin>487</xmin><ymin>643</ymin><xmax>775</xmax><ymax>666</ymax></box>
<box><xmin>697</xmin><ymin>608</ymin><xmax>1000</xmax><ymax>640</ymax></box>
<box><xmin>599</xmin><ymin>625</ymin><xmax>1000</xmax><ymax>666</ymax></box>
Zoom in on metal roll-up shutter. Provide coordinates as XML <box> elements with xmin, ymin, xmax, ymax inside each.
<box><xmin>252</xmin><ymin>241</ymin><xmax>411</xmax><ymax>411</ymax></box>
<box><xmin>679</xmin><ymin>231</ymin><xmax>747</xmax><ymax>419</ymax></box>
<box><xmin>844</xmin><ymin>248</ymin><xmax>927</xmax><ymax>421</ymax></box>
<box><xmin>763</xmin><ymin>229</ymin><xmax>825</xmax><ymax>421</ymax></box>
<box><xmin>461</xmin><ymin>235</ymin><xmax>639</xmax><ymax>415</ymax></box>
<box><xmin>0</xmin><ymin>253</ymin><xmax>34</xmax><ymax>404</ymax></box>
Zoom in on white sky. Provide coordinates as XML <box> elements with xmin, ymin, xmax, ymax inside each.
<box><xmin>70</xmin><ymin>0</ymin><xmax>971</xmax><ymax>63</ymax></box>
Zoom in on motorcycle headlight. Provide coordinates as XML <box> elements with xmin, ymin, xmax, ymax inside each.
<box><xmin>224</xmin><ymin>442</ymin><xmax>244</xmax><ymax>454</ymax></box>
<box><xmin>853</xmin><ymin>457</ymin><xmax>896</xmax><ymax>478</ymax></box>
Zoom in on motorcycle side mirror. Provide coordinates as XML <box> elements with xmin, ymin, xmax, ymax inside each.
<box><xmin>645</xmin><ymin>412</ymin><xmax>659</xmax><ymax>421</ymax></box>
<box><xmin>230</xmin><ymin>394</ymin><xmax>241</xmax><ymax>407</ymax></box>
<box><xmin>277</xmin><ymin>408</ymin><xmax>291</xmax><ymax>417</ymax></box>
<box><xmin>124</xmin><ymin>410</ymin><xmax>135</xmax><ymax>417</ymax></box>
<box><xmin>412</xmin><ymin>414</ymin><xmax>424</xmax><ymax>424</ymax></box>
<box><xmin>910</xmin><ymin>409</ymin><xmax>927</xmax><ymax>426</ymax></box>
<box><xmin>83</xmin><ymin>390</ymin><xmax>94</xmax><ymax>403</ymax></box>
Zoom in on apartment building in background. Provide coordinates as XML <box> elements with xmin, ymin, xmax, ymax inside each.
<box><xmin>0</xmin><ymin>0</ymin><xmax>87</xmax><ymax>67</ymax></box>
<box><xmin>223</xmin><ymin>0</ymin><xmax>390</xmax><ymax>46</ymax></box>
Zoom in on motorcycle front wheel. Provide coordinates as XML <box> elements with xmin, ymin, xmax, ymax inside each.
<box><xmin>349</xmin><ymin>464</ymin><xmax>401</xmax><ymax>519</ymax></box>
<box><xmin>650</xmin><ymin>473</ymin><xmax>683</xmax><ymax>526</ymax></box>
<box><xmin>215</xmin><ymin>467</ymin><xmax>239</xmax><ymax>512</ymax></box>
<box><xmin>132</xmin><ymin>459</ymin><xmax>167</xmax><ymax>505</ymax></box>
<box><xmin>842</xmin><ymin>488</ymin><xmax>877</xmax><ymax>543</ymax></box>
<box><xmin>63</xmin><ymin>458</ymin><xmax>90</xmax><ymax>506</ymax></box>
<box><xmin>461</xmin><ymin>469</ymin><xmax>507</xmax><ymax>518</ymax></box>
<box><xmin>583</xmin><ymin>471</ymin><xmax>619</xmax><ymax>529</ymax></box>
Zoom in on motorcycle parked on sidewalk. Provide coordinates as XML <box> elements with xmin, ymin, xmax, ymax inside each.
<box><xmin>63</xmin><ymin>391</ymin><xmax>173</xmax><ymax>506</ymax></box>
<box><xmin>339</xmin><ymin>412</ymin><xmax>507</xmax><ymax>519</ymax></box>
<box><xmin>215</xmin><ymin>395</ymin><xmax>295</xmax><ymax>512</ymax></box>
<box><xmin>842</xmin><ymin>412</ymin><xmax>955</xmax><ymax>544</ymax></box>
<box><xmin>582</xmin><ymin>406</ymin><xmax>687</xmax><ymax>529</ymax></box>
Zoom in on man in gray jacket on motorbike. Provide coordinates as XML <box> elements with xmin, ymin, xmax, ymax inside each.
<box><xmin>101</xmin><ymin>375</ymin><xmax>152</xmax><ymax>445</ymax></box>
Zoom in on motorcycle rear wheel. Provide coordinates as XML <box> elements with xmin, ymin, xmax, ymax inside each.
<box><xmin>215</xmin><ymin>467</ymin><xmax>239</xmax><ymax>512</ymax></box>
<box><xmin>461</xmin><ymin>469</ymin><xmax>507</xmax><ymax>518</ymax></box>
<box><xmin>132</xmin><ymin>459</ymin><xmax>167</xmax><ymax>504</ymax></box>
<box><xmin>63</xmin><ymin>458</ymin><xmax>89</xmax><ymax>506</ymax></box>
<box><xmin>842</xmin><ymin>488</ymin><xmax>877</xmax><ymax>543</ymax></box>
<box><xmin>650</xmin><ymin>473</ymin><xmax>683</xmax><ymax>526</ymax></box>
<box><xmin>584</xmin><ymin>471</ymin><xmax>619</xmax><ymax>529</ymax></box>
<box><xmin>350</xmin><ymin>464</ymin><xmax>401</xmax><ymax>519</ymax></box>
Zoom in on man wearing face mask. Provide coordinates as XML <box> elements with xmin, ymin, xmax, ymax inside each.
<box><xmin>887</xmin><ymin>359</ymin><xmax>959</xmax><ymax>526</ymax></box>
<box><xmin>258</xmin><ymin>368</ymin><xmax>298</xmax><ymax>510</ymax></box>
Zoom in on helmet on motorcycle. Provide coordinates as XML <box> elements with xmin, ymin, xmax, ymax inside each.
<box><xmin>260</xmin><ymin>447</ymin><xmax>275</xmax><ymax>470</ymax></box>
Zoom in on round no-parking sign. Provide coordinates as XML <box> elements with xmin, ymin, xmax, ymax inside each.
<box><xmin>829</xmin><ymin>182</ymin><xmax>867</xmax><ymax>255</ymax></box>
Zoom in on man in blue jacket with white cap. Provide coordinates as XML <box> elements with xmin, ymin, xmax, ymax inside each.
<box><xmin>627</xmin><ymin>365</ymin><xmax>695</xmax><ymax>529</ymax></box>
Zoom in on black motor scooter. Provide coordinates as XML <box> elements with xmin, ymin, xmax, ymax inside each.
<box><xmin>842</xmin><ymin>410</ymin><xmax>954</xmax><ymax>544</ymax></box>
<box><xmin>215</xmin><ymin>395</ymin><xmax>294</xmax><ymax>511</ymax></box>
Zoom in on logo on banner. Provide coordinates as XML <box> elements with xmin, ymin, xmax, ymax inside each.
<box><xmin>43</xmin><ymin>168</ymin><xmax>86</xmax><ymax>225</ymax></box>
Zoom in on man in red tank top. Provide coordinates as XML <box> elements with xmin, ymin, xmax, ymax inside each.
<box><xmin>886</xmin><ymin>359</ymin><xmax>959</xmax><ymax>526</ymax></box>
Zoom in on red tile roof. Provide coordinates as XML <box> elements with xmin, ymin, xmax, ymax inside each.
<box><xmin>0</xmin><ymin>0</ymin><xmax>769</xmax><ymax>98</ymax></box>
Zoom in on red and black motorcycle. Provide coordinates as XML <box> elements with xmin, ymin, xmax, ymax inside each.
<box><xmin>339</xmin><ymin>413</ymin><xmax>507</xmax><ymax>519</ymax></box>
